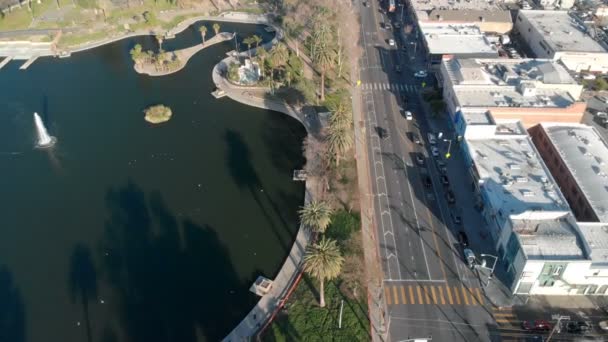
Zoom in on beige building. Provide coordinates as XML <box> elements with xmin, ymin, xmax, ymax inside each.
<box><xmin>426</xmin><ymin>9</ymin><xmax>513</xmax><ymax>34</ymax></box>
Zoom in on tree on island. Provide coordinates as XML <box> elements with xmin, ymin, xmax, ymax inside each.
<box><xmin>212</xmin><ymin>23</ymin><xmax>220</xmax><ymax>36</ymax></box>
<box><xmin>199</xmin><ymin>26</ymin><xmax>207</xmax><ymax>45</ymax></box>
<box><xmin>227</xmin><ymin>62</ymin><xmax>240</xmax><ymax>82</ymax></box>
<box><xmin>144</xmin><ymin>105</ymin><xmax>172</xmax><ymax>124</ymax></box>
<box><xmin>155</xmin><ymin>34</ymin><xmax>164</xmax><ymax>51</ymax></box>
<box><xmin>252</xmin><ymin>34</ymin><xmax>262</xmax><ymax>48</ymax></box>
<box><xmin>243</xmin><ymin>36</ymin><xmax>255</xmax><ymax>58</ymax></box>
<box><xmin>130</xmin><ymin>44</ymin><xmax>143</xmax><ymax>65</ymax></box>
<box><xmin>255</xmin><ymin>46</ymin><xmax>268</xmax><ymax>77</ymax></box>
<box><xmin>303</xmin><ymin>237</ymin><xmax>344</xmax><ymax>308</ymax></box>
<box><xmin>269</xmin><ymin>42</ymin><xmax>289</xmax><ymax>90</ymax></box>
<box><xmin>299</xmin><ymin>200</ymin><xmax>333</xmax><ymax>234</ymax></box>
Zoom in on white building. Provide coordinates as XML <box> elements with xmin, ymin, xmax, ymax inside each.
<box><xmin>534</xmin><ymin>0</ymin><xmax>575</xmax><ymax>9</ymax></box>
<box><xmin>440</xmin><ymin>57</ymin><xmax>584</xmax><ymax>145</ymax></box>
<box><xmin>465</xmin><ymin>122</ymin><xmax>608</xmax><ymax>295</ymax></box>
<box><xmin>419</xmin><ymin>23</ymin><xmax>499</xmax><ymax>65</ymax></box>
<box><xmin>515</xmin><ymin>10</ymin><xmax>608</xmax><ymax>73</ymax></box>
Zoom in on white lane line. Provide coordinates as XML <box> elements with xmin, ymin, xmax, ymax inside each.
<box><xmin>383</xmin><ymin>279</ymin><xmax>447</xmax><ymax>283</ymax></box>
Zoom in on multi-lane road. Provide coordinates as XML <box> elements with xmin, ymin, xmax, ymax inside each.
<box><xmin>356</xmin><ymin>0</ymin><xmax>498</xmax><ymax>340</ymax></box>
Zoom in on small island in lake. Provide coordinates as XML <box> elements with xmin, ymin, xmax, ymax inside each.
<box><xmin>144</xmin><ymin>105</ymin><xmax>173</xmax><ymax>124</ymax></box>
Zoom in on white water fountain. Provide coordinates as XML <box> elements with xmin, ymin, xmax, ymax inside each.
<box><xmin>34</xmin><ymin>112</ymin><xmax>56</xmax><ymax>148</ymax></box>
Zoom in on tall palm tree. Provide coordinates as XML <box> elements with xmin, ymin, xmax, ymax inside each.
<box><xmin>252</xmin><ymin>34</ymin><xmax>262</xmax><ymax>48</ymax></box>
<box><xmin>212</xmin><ymin>23</ymin><xmax>220</xmax><ymax>36</ymax></box>
<box><xmin>329</xmin><ymin>101</ymin><xmax>352</xmax><ymax>130</ymax></box>
<box><xmin>303</xmin><ymin>237</ymin><xmax>344</xmax><ymax>308</ymax></box>
<box><xmin>269</xmin><ymin>43</ymin><xmax>289</xmax><ymax>90</ymax></box>
<box><xmin>199</xmin><ymin>26</ymin><xmax>207</xmax><ymax>45</ymax></box>
<box><xmin>130</xmin><ymin>44</ymin><xmax>143</xmax><ymax>65</ymax></box>
<box><xmin>256</xmin><ymin>46</ymin><xmax>268</xmax><ymax>76</ymax></box>
<box><xmin>299</xmin><ymin>200</ymin><xmax>332</xmax><ymax>234</ymax></box>
<box><xmin>327</xmin><ymin>124</ymin><xmax>353</xmax><ymax>167</ymax></box>
<box><xmin>243</xmin><ymin>36</ymin><xmax>255</xmax><ymax>58</ymax></box>
<box><xmin>314</xmin><ymin>43</ymin><xmax>335</xmax><ymax>102</ymax></box>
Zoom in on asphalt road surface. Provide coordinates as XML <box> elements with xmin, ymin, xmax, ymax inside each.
<box><xmin>356</xmin><ymin>1</ymin><xmax>498</xmax><ymax>340</ymax></box>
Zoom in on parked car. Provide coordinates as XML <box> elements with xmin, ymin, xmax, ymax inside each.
<box><xmin>362</xmin><ymin>1</ymin><xmax>369</xmax><ymax>6</ymax></box>
<box><xmin>423</xmin><ymin>175</ymin><xmax>432</xmax><ymax>188</ymax></box>
<box><xmin>396</xmin><ymin>65</ymin><xmax>402</xmax><ymax>73</ymax></box>
<box><xmin>427</xmin><ymin>133</ymin><xmax>437</xmax><ymax>145</ymax></box>
<box><xmin>522</xmin><ymin>320</ymin><xmax>552</xmax><ymax>332</ymax></box>
<box><xmin>463</xmin><ymin>248</ymin><xmax>476</xmax><ymax>268</ymax></box>
<box><xmin>596</xmin><ymin>111</ymin><xmax>607</xmax><ymax>118</ymax></box>
<box><xmin>410</xmin><ymin>132</ymin><xmax>421</xmax><ymax>145</ymax></box>
<box><xmin>388</xmin><ymin>38</ymin><xmax>396</xmax><ymax>46</ymax></box>
<box><xmin>405</xmin><ymin>111</ymin><xmax>413</xmax><ymax>120</ymax></box>
<box><xmin>414</xmin><ymin>70</ymin><xmax>428</xmax><ymax>78</ymax></box>
<box><xmin>565</xmin><ymin>321</ymin><xmax>590</xmax><ymax>334</ymax></box>
<box><xmin>451</xmin><ymin>212</ymin><xmax>462</xmax><ymax>225</ymax></box>
<box><xmin>440</xmin><ymin>175</ymin><xmax>450</xmax><ymax>186</ymax></box>
<box><xmin>415</xmin><ymin>153</ymin><xmax>425</xmax><ymax>166</ymax></box>
<box><xmin>599</xmin><ymin>320</ymin><xmax>608</xmax><ymax>331</ymax></box>
<box><xmin>431</xmin><ymin>146</ymin><xmax>439</xmax><ymax>157</ymax></box>
<box><xmin>436</xmin><ymin>160</ymin><xmax>447</xmax><ymax>174</ymax></box>
<box><xmin>457</xmin><ymin>231</ymin><xmax>469</xmax><ymax>247</ymax></box>
<box><xmin>596</xmin><ymin>95</ymin><xmax>608</xmax><ymax>104</ymax></box>
<box><xmin>376</xmin><ymin>126</ymin><xmax>389</xmax><ymax>139</ymax></box>
<box><xmin>394</xmin><ymin>22</ymin><xmax>401</xmax><ymax>29</ymax></box>
<box><xmin>445</xmin><ymin>190</ymin><xmax>455</xmax><ymax>204</ymax></box>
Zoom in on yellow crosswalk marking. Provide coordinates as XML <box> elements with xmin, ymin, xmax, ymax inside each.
<box><xmin>385</xmin><ymin>287</ymin><xmax>391</xmax><ymax>305</ymax></box>
<box><xmin>431</xmin><ymin>286</ymin><xmax>438</xmax><ymax>304</ymax></box>
<box><xmin>445</xmin><ymin>285</ymin><xmax>453</xmax><ymax>305</ymax></box>
<box><xmin>409</xmin><ymin>286</ymin><xmax>415</xmax><ymax>304</ymax></box>
<box><xmin>461</xmin><ymin>286</ymin><xmax>469</xmax><ymax>305</ymax></box>
<box><xmin>393</xmin><ymin>286</ymin><xmax>399</xmax><ymax>305</ymax></box>
<box><xmin>453</xmin><ymin>286</ymin><xmax>461</xmax><ymax>305</ymax></box>
<box><xmin>400</xmin><ymin>286</ymin><xmax>407</xmax><ymax>304</ymax></box>
<box><xmin>469</xmin><ymin>288</ymin><xmax>478</xmax><ymax>306</ymax></box>
<box><xmin>423</xmin><ymin>286</ymin><xmax>431</xmax><ymax>305</ymax></box>
<box><xmin>438</xmin><ymin>286</ymin><xmax>446</xmax><ymax>305</ymax></box>
<box><xmin>494</xmin><ymin>313</ymin><xmax>515</xmax><ymax>317</ymax></box>
<box><xmin>495</xmin><ymin>318</ymin><xmax>512</xmax><ymax>323</ymax></box>
<box><xmin>475</xmin><ymin>288</ymin><xmax>484</xmax><ymax>305</ymax></box>
<box><xmin>417</xmin><ymin>286</ymin><xmax>424</xmax><ymax>304</ymax></box>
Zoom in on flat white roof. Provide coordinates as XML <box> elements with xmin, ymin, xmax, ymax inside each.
<box><xmin>411</xmin><ymin>0</ymin><xmax>500</xmax><ymax>12</ymax></box>
<box><xmin>513</xmin><ymin>215</ymin><xmax>587</xmax><ymax>260</ymax></box>
<box><xmin>468</xmin><ymin>134</ymin><xmax>570</xmax><ymax>217</ymax></box>
<box><xmin>578</xmin><ymin>222</ymin><xmax>608</xmax><ymax>264</ymax></box>
<box><xmin>519</xmin><ymin>10</ymin><xmax>607</xmax><ymax>53</ymax></box>
<box><xmin>542</xmin><ymin>123</ymin><xmax>608</xmax><ymax>222</ymax></box>
<box><xmin>421</xmin><ymin>24</ymin><xmax>498</xmax><ymax>55</ymax></box>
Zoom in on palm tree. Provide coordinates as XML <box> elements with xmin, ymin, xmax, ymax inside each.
<box><xmin>212</xmin><ymin>23</ymin><xmax>220</xmax><ymax>36</ymax></box>
<box><xmin>252</xmin><ymin>34</ymin><xmax>262</xmax><ymax>48</ymax></box>
<box><xmin>303</xmin><ymin>237</ymin><xmax>344</xmax><ymax>308</ymax></box>
<box><xmin>199</xmin><ymin>26</ymin><xmax>207</xmax><ymax>45</ymax></box>
<box><xmin>155</xmin><ymin>34</ymin><xmax>163</xmax><ymax>51</ymax></box>
<box><xmin>243</xmin><ymin>36</ymin><xmax>255</xmax><ymax>58</ymax></box>
<box><xmin>269</xmin><ymin>43</ymin><xmax>289</xmax><ymax>90</ymax></box>
<box><xmin>314</xmin><ymin>43</ymin><xmax>335</xmax><ymax>102</ymax></box>
<box><xmin>329</xmin><ymin>101</ymin><xmax>352</xmax><ymax>130</ymax></box>
<box><xmin>256</xmin><ymin>46</ymin><xmax>268</xmax><ymax>76</ymax></box>
<box><xmin>327</xmin><ymin>124</ymin><xmax>353</xmax><ymax>166</ymax></box>
<box><xmin>129</xmin><ymin>44</ymin><xmax>143</xmax><ymax>65</ymax></box>
<box><xmin>299</xmin><ymin>200</ymin><xmax>332</xmax><ymax>234</ymax></box>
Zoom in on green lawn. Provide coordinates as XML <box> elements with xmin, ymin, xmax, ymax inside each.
<box><xmin>0</xmin><ymin>6</ymin><xmax>33</xmax><ymax>31</ymax></box>
<box><xmin>264</xmin><ymin>278</ymin><xmax>370</xmax><ymax>342</ymax></box>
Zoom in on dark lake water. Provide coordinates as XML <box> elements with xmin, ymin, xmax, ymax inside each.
<box><xmin>0</xmin><ymin>22</ymin><xmax>306</xmax><ymax>342</ymax></box>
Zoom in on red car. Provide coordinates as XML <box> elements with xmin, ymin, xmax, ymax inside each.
<box><xmin>521</xmin><ymin>320</ymin><xmax>552</xmax><ymax>331</ymax></box>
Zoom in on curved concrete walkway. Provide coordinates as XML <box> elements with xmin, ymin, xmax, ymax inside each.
<box><xmin>134</xmin><ymin>32</ymin><xmax>234</xmax><ymax>76</ymax></box>
<box><xmin>213</xmin><ymin>26</ymin><xmax>321</xmax><ymax>342</ymax></box>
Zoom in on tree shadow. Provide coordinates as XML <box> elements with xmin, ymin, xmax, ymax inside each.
<box><xmin>99</xmin><ymin>180</ymin><xmax>253</xmax><ymax>342</ymax></box>
<box><xmin>68</xmin><ymin>243</ymin><xmax>98</xmax><ymax>342</ymax></box>
<box><xmin>0</xmin><ymin>265</ymin><xmax>26</xmax><ymax>342</ymax></box>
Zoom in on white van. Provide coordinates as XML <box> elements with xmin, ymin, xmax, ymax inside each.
<box><xmin>428</xmin><ymin>133</ymin><xmax>436</xmax><ymax>145</ymax></box>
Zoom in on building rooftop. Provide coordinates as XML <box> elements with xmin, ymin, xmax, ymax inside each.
<box><xmin>420</xmin><ymin>24</ymin><xmax>498</xmax><ymax>55</ymax></box>
<box><xmin>542</xmin><ymin>123</ymin><xmax>608</xmax><ymax>222</ymax></box>
<box><xmin>411</xmin><ymin>0</ymin><xmax>499</xmax><ymax>12</ymax></box>
<box><xmin>468</xmin><ymin>133</ymin><xmax>571</xmax><ymax>218</ymax></box>
<box><xmin>512</xmin><ymin>215</ymin><xmax>587</xmax><ymax>260</ymax></box>
<box><xmin>519</xmin><ymin>10</ymin><xmax>607</xmax><ymax>53</ymax></box>
<box><xmin>443</xmin><ymin>58</ymin><xmax>580</xmax><ymax>109</ymax></box>
<box><xmin>577</xmin><ymin>222</ymin><xmax>608</xmax><ymax>264</ymax></box>
<box><xmin>427</xmin><ymin>9</ymin><xmax>512</xmax><ymax>24</ymax></box>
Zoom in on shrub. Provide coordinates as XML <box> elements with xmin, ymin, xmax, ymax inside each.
<box><xmin>325</xmin><ymin>210</ymin><xmax>360</xmax><ymax>244</ymax></box>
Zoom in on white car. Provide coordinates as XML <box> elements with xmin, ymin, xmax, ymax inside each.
<box><xmin>431</xmin><ymin>146</ymin><xmax>439</xmax><ymax>157</ymax></box>
<box><xmin>414</xmin><ymin>70</ymin><xmax>427</xmax><ymax>78</ymax></box>
<box><xmin>388</xmin><ymin>39</ymin><xmax>396</xmax><ymax>46</ymax></box>
<box><xmin>405</xmin><ymin>111</ymin><xmax>413</xmax><ymax>120</ymax></box>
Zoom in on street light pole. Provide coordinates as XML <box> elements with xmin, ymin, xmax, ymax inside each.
<box><xmin>479</xmin><ymin>254</ymin><xmax>498</xmax><ymax>287</ymax></box>
<box><xmin>443</xmin><ymin>138</ymin><xmax>453</xmax><ymax>159</ymax></box>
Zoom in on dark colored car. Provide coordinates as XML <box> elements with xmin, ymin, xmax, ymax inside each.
<box><xmin>423</xmin><ymin>175</ymin><xmax>432</xmax><ymax>188</ymax></box>
<box><xmin>396</xmin><ymin>65</ymin><xmax>402</xmax><ymax>73</ymax></box>
<box><xmin>412</xmin><ymin>133</ymin><xmax>421</xmax><ymax>145</ymax></box>
<box><xmin>451</xmin><ymin>212</ymin><xmax>462</xmax><ymax>225</ymax></box>
<box><xmin>415</xmin><ymin>153</ymin><xmax>425</xmax><ymax>166</ymax></box>
<box><xmin>440</xmin><ymin>175</ymin><xmax>450</xmax><ymax>186</ymax></box>
<box><xmin>566</xmin><ymin>321</ymin><xmax>590</xmax><ymax>334</ymax></box>
<box><xmin>457</xmin><ymin>231</ymin><xmax>469</xmax><ymax>247</ymax></box>
<box><xmin>445</xmin><ymin>190</ymin><xmax>455</xmax><ymax>204</ymax></box>
<box><xmin>522</xmin><ymin>320</ymin><xmax>552</xmax><ymax>332</ymax></box>
<box><xmin>376</xmin><ymin>126</ymin><xmax>389</xmax><ymax>139</ymax></box>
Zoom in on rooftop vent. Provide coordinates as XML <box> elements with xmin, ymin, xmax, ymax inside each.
<box><xmin>522</xmin><ymin>190</ymin><xmax>535</xmax><ymax>197</ymax></box>
<box><xmin>509</xmin><ymin>163</ymin><xmax>521</xmax><ymax>170</ymax></box>
<box><xmin>515</xmin><ymin>176</ymin><xmax>529</xmax><ymax>183</ymax></box>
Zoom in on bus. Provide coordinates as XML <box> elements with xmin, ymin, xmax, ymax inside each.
<box><xmin>388</xmin><ymin>0</ymin><xmax>396</xmax><ymax>12</ymax></box>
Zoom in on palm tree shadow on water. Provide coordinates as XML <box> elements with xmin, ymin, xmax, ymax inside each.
<box><xmin>0</xmin><ymin>266</ymin><xmax>26</xmax><ymax>342</ymax></box>
<box><xmin>96</xmin><ymin>180</ymin><xmax>254</xmax><ymax>342</ymax></box>
<box><xmin>68</xmin><ymin>244</ymin><xmax>98</xmax><ymax>342</ymax></box>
